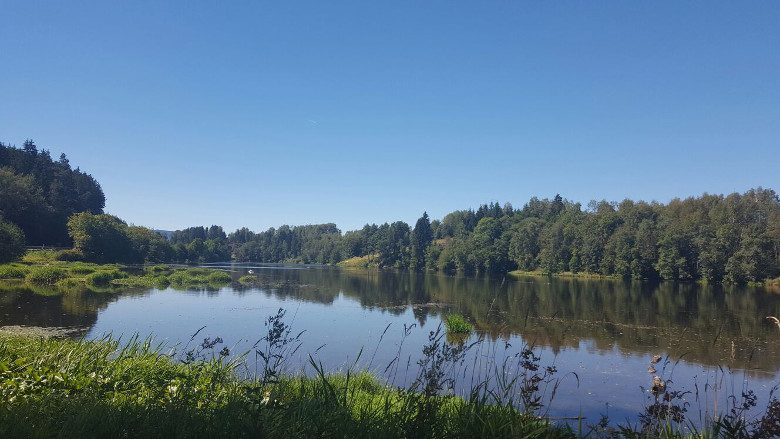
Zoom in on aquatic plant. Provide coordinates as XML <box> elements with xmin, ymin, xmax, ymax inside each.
<box><xmin>85</xmin><ymin>269</ymin><xmax>128</xmax><ymax>286</ymax></box>
<box><xmin>0</xmin><ymin>264</ymin><xmax>28</xmax><ymax>279</ymax></box>
<box><xmin>239</xmin><ymin>274</ymin><xmax>259</xmax><ymax>284</ymax></box>
<box><xmin>25</xmin><ymin>266</ymin><xmax>68</xmax><ymax>285</ymax></box>
<box><xmin>444</xmin><ymin>313</ymin><xmax>473</xmax><ymax>334</ymax></box>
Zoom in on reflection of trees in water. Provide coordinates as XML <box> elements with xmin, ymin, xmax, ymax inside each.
<box><xmin>233</xmin><ymin>267</ymin><xmax>780</xmax><ymax>371</ymax></box>
<box><xmin>3</xmin><ymin>266</ymin><xmax>778</xmax><ymax>371</ymax></box>
<box><xmin>0</xmin><ymin>285</ymin><xmax>151</xmax><ymax>338</ymax></box>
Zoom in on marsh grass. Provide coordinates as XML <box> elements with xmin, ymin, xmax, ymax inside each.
<box><xmin>0</xmin><ymin>263</ymin><xmax>28</xmax><ymax>279</ymax></box>
<box><xmin>239</xmin><ymin>274</ymin><xmax>259</xmax><ymax>284</ymax></box>
<box><xmin>25</xmin><ymin>265</ymin><xmax>68</xmax><ymax>285</ymax></box>
<box><xmin>0</xmin><ymin>259</ymin><xmax>232</xmax><ymax>295</ymax></box>
<box><xmin>444</xmin><ymin>313</ymin><xmax>473</xmax><ymax>334</ymax></box>
<box><xmin>0</xmin><ymin>329</ymin><xmax>571</xmax><ymax>439</ymax></box>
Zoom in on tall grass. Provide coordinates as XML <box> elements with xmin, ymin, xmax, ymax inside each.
<box><xmin>0</xmin><ymin>332</ymin><xmax>571</xmax><ymax>439</ymax></box>
<box><xmin>444</xmin><ymin>313</ymin><xmax>473</xmax><ymax>334</ymax></box>
<box><xmin>25</xmin><ymin>266</ymin><xmax>68</xmax><ymax>285</ymax></box>
<box><xmin>1</xmin><ymin>305</ymin><xmax>778</xmax><ymax>438</ymax></box>
<box><xmin>0</xmin><ymin>263</ymin><xmax>28</xmax><ymax>279</ymax></box>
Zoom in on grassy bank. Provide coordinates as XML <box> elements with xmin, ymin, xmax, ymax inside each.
<box><xmin>2</xmin><ymin>333</ymin><xmax>778</xmax><ymax>438</ymax></box>
<box><xmin>0</xmin><ymin>251</ymin><xmax>233</xmax><ymax>295</ymax></box>
<box><xmin>0</xmin><ymin>334</ymin><xmax>570</xmax><ymax>439</ymax></box>
<box><xmin>338</xmin><ymin>253</ymin><xmax>380</xmax><ymax>269</ymax></box>
<box><xmin>508</xmin><ymin>270</ymin><xmax>620</xmax><ymax>281</ymax></box>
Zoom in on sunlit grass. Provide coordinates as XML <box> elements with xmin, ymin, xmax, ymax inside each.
<box><xmin>0</xmin><ymin>259</ymin><xmax>233</xmax><ymax>295</ymax></box>
<box><xmin>444</xmin><ymin>313</ymin><xmax>473</xmax><ymax>334</ymax></box>
<box><xmin>0</xmin><ymin>334</ymin><xmax>571</xmax><ymax>439</ymax></box>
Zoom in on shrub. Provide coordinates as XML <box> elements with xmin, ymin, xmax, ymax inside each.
<box><xmin>85</xmin><ymin>269</ymin><xmax>128</xmax><ymax>286</ymax></box>
<box><xmin>444</xmin><ymin>313</ymin><xmax>473</xmax><ymax>334</ymax></box>
<box><xmin>25</xmin><ymin>266</ymin><xmax>68</xmax><ymax>285</ymax></box>
<box><xmin>0</xmin><ymin>264</ymin><xmax>29</xmax><ymax>279</ymax></box>
<box><xmin>0</xmin><ymin>220</ymin><xmax>25</xmax><ymax>263</ymax></box>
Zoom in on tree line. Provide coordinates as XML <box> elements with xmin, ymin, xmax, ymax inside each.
<box><xmin>1</xmin><ymin>141</ymin><xmax>778</xmax><ymax>284</ymax></box>
<box><xmin>160</xmin><ymin>191</ymin><xmax>778</xmax><ymax>284</ymax></box>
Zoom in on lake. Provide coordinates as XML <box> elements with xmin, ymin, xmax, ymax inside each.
<box><xmin>2</xmin><ymin>263</ymin><xmax>779</xmax><ymax>426</ymax></box>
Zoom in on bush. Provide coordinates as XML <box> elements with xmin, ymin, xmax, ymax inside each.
<box><xmin>85</xmin><ymin>269</ymin><xmax>128</xmax><ymax>286</ymax></box>
<box><xmin>25</xmin><ymin>266</ymin><xmax>68</xmax><ymax>285</ymax></box>
<box><xmin>0</xmin><ymin>220</ymin><xmax>25</xmax><ymax>263</ymax></box>
<box><xmin>0</xmin><ymin>264</ymin><xmax>29</xmax><ymax>279</ymax></box>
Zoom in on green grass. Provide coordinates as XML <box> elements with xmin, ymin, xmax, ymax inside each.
<box><xmin>21</xmin><ymin>249</ymin><xmax>61</xmax><ymax>264</ymax></box>
<box><xmin>338</xmin><ymin>254</ymin><xmax>380</xmax><ymax>269</ymax></box>
<box><xmin>239</xmin><ymin>274</ymin><xmax>259</xmax><ymax>284</ymax></box>
<box><xmin>508</xmin><ymin>270</ymin><xmax>620</xmax><ymax>280</ymax></box>
<box><xmin>0</xmin><ymin>334</ymin><xmax>572</xmax><ymax>439</ymax></box>
<box><xmin>85</xmin><ymin>269</ymin><xmax>128</xmax><ymax>286</ymax></box>
<box><xmin>0</xmin><ymin>263</ymin><xmax>29</xmax><ymax>279</ymax></box>
<box><xmin>207</xmin><ymin>270</ymin><xmax>232</xmax><ymax>283</ymax></box>
<box><xmin>444</xmin><ymin>313</ymin><xmax>473</xmax><ymax>334</ymax></box>
<box><xmin>2</xmin><ymin>333</ymin><xmax>768</xmax><ymax>438</ymax></box>
<box><xmin>25</xmin><ymin>266</ymin><xmax>68</xmax><ymax>285</ymax></box>
<box><xmin>0</xmin><ymin>259</ymin><xmax>232</xmax><ymax>295</ymax></box>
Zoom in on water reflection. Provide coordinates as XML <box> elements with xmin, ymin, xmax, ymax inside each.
<box><xmin>1</xmin><ymin>265</ymin><xmax>778</xmax><ymax>374</ymax></box>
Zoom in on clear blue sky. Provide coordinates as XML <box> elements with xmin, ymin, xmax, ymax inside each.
<box><xmin>1</xmin><ymin>1</ymin><xmax>778</xmax><ymax>232</ymax></box>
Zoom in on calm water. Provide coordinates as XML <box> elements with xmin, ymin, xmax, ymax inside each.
<box><xmin>2</xmin><ymin>264</ymin><xmax>779</xmax><ymax>424</ymax></box>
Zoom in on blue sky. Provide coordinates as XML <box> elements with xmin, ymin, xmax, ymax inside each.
<box><xmin>1</xmin><ymin>1</ymin><xmax>778</xmax><ymax>232</ymax></box>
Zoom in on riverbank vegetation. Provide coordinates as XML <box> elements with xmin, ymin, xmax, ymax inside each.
<box><xmin>0</xmin><ymin>251</ymin><xmax>232</xmax><ymax>294</ymax></box>
<box><xmin>2</xmin><ymin>323</ymin><xmax>779</xmax><ymax>438</ymax></box>
<box><xmin>0</xmin><ymin>331</ymin><xmax>572</xmax><ymax>438</ymax></box>
<box><xmin>2</xmin><ymin>140</ymin><xmax>778</xmax><ymax>285</ymax></box>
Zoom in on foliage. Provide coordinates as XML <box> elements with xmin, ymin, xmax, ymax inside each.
<box><xmin>0</xmin><ymin>333</ymin><xmax>571</xmax><ymax>439</ymax></box>
<box><xmin>443</xmin><ymin>314</ymin><xmax>473</xmax><ymax>334</ymax></box>
<box><xmin>0</xmin><ymin>219</ymin><xmax>25</xmax><ymax>263</ymax></box>
<box><xmin>0</xmin><ymin>260</ymin><xmax>231</xmax><ymax>293</ymax></box>
<box><xmin>67</xmin><ymin>212</ymin><xmax>177</xmax><ymax>264</ymax></box>
<box><xmin>0</xmin><ymin>140</ymin><xmax>105</xmax><ymax>246</ymax></box>
<box><xmin>25</xmin><ymin>266</ymin><xmax>68</xmax><ymax>285</ymax></box>
<box><xmin>0</xmin><ymin>263</ymin><xmax>28</xmax><ymax>279</ymax></box>
<box><xmin>2</xmin><ymin>137</ymin><xmax>778</xmax><ymax>283</ymax></box>
<box><xmin>337</xmin><ymin>253</ymin><xmax>380</xmax><ymax>269</ymax></box>
<box><xmin>85</xmin><ymin>269</ymin><xmax>128</xmax><ymax>286</ymax></box>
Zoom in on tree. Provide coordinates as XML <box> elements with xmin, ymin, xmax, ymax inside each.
<box><xmin>67</xmin><ymin>212</ymin><xmax>134</xmax><ymax>263</ymax></box>
<box><xmin>0</xmin><ymin>141</ymin><xmax>105</xmax><ymax>245</ymax></box>
<box><xmin>127</xmin><ymin>226</ymin><xmax>175</xmax><ymax>263</ymax></box>
<box><xmin>0</xmin><ymin>219</ymin><xmax>25</xmax><ymax>263</ymax></box>
<box><xmin>410</xmin><ymin>212</ymin><xmax>433</xmax><ymax>270</ymax></box>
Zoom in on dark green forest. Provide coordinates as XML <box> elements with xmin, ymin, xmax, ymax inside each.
<box><xmin>0</xmin><ymin>140</ymin><xmax>104</xmax><ymax>247</ymax></box>
<box><xmin>1</xmin><ymin>141</ymin><xmax>778</xmax><ymax>284</ymax></box>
